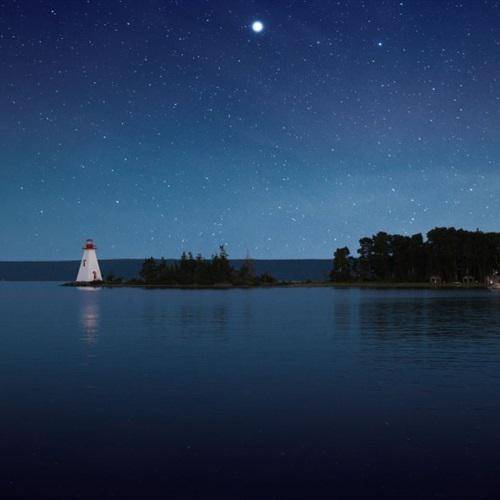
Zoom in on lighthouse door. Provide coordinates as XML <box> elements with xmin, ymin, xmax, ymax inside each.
<box><xmin>92</xmin><ymin>271</ymin><xmax>97</xmax><ymax>280</ymax></box>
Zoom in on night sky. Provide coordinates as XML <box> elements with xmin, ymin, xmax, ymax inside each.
<box><xmin>2</xmin><ymin>0</ymin><xmax>500</xmax><ymax>260</ymax></box>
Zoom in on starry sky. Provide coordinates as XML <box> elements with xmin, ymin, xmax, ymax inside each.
<box><xmin>2</xmin><ymin>0</ymin><xmax>500</xmax><ymax>260</ymax></box>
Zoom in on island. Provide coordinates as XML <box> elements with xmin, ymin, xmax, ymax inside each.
<box><xmin>65</xmin><ymin>246</ymin><xmax>278</xmax><ymax>288</ymax></box>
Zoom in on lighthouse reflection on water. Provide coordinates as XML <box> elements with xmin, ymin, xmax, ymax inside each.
<box><xmin>78</xmin><ymin>286</ymin><xmax>101</xmax><ymax>346</ymax></box>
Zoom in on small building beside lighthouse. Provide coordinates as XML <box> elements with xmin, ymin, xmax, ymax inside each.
<box><xmin>76</xmin><ymin>239</ymin><xmax>103</xmax><ymax>282</ymax></box>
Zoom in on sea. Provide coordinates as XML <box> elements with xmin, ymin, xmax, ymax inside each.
<box><xmin>1</xmin><ymin>282</ymin><xmax>500</xmax><ymax>498</ymax></box>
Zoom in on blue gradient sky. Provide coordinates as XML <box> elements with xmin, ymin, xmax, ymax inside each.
<box><xmin>1</xmin><ymin>0</ymin><xmax>500</xmax><ymax>260</ymax></box>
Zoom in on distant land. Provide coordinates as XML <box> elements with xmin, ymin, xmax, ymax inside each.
<box><xmin>0</xmin><ymin>259</ymin><xmax>332</xmax><ymax>282</ymax></box>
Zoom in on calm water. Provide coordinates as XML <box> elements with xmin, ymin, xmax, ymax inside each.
<box><xmin>2</xmin><ymin>283</ymin><xmax>500</xmax><ymax>498</ymax></box>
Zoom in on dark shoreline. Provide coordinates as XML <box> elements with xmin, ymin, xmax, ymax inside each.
<box><xmin>62</xmin><ymin>281</ymin><xmax>489</xmax><ymax>290</ymax></box>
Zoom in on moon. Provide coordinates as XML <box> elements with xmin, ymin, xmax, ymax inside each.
<box><xmin>251</xmin><ymin>21</ymin><xmax>264</xmax><ymax>33</ymax></box>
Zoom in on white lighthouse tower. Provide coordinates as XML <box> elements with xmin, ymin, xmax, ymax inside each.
<box><xmin>76</xmin><ymin>239</ymin><xmax>103</xmax><ymax>282</ymax></box>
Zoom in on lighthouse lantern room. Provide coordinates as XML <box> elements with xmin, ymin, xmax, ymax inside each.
<box><xmin>76</xmin><ymin>239</ymin><xmax>103</xmax><ymax>282</ymax></box>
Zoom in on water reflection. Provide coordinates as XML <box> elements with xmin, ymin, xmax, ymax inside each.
<box><xmin>178</xmin><ymin>302</ymin><xmax>229</xmax><ymax>336</ymax></box>
<box><xmin>358</xmin><ymin>294</ymin><xmax>500</xmax><ymax>340</ymax></box>
<box><xmin>78</xmin><ymin>287</ymin><xmax>101</xmax><ymax>346</ymax></box>
<box><xmin>138</xmin><ymin>293</ymin><xmax>231</xmax><ymax>339</ymax></box>
<box><xmin>330</xmin><ymin>290</ymin><xmax>361</xmax><ymax>337</ymax></box>
<box><xmin>5</xmin><ymin>284</ymin><xmax>500</xmax><ymax>498</ymax></box>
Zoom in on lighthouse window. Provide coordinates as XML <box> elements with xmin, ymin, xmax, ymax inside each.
<box><xmin>83</xmin><ymin>259</ymin><xmax>86</xmax><ymax>267</ymax></box>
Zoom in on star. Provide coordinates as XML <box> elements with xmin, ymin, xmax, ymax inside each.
<box><xmin>251</xmin><ymin>21</ymin><xmax>264</xmax><ymax>33</ymax></box>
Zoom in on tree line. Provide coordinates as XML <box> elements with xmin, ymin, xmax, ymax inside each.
<box><xmin>330</xmin><ymin>227</ymin><xmax>500</xmax><ymax>283</ymax></box>
<box><xmin>139</xmin><ymin>246</ymin><xmax>276</xmax><ymax>286</ymax></box>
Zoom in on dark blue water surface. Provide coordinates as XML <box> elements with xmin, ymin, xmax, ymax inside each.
<box><xmin>2</xmin><ymin>283</ymin><xmax>500</xmax><ymax>498</ymax></box>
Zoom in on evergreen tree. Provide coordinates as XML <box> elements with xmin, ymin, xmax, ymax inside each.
<box><xmin>358</xmin><ymin>237</ymin><xmax>374</xmax><ymax>280</ymax></box>
<box><xmin>372</xmin><ymin>232</ymin><xmax>392</xmax><ymax>280</ymax></box>
<box><xmin>140</xmin><ymin>257</ymin><xmax>158</xmax><ymax>283</ymax></box>
<box><xmin>330</xmin><ymin>247</ymin><xmax>351</xmax><ymax>282</ymax></box>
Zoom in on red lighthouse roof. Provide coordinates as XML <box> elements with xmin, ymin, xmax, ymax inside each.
<box><xmin>84</xmin><ymin>239</ymin><xmax>96</xmax><ymax>250</ymax></box>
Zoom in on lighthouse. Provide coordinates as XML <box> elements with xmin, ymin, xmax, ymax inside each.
<box><xmin>76</xmin><ymin>239</ymin><xmax>103</xmax><ymax>282</ymax></box>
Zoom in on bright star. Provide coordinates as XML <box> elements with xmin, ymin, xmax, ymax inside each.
<box><xmin>377</xmin><ymin>41</ymin><xmax>383</xmax><ymax>47</ymax></box>
<box><xmin>251</xmin><ymin>21</ymin><xmax>264</xmax><ymax>33</ymax></box>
